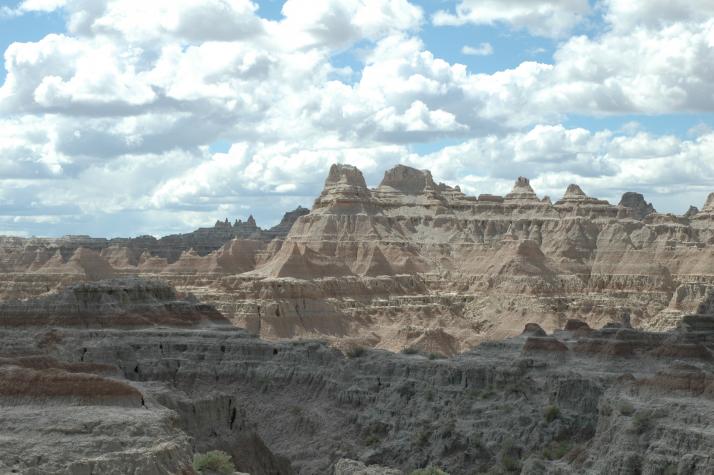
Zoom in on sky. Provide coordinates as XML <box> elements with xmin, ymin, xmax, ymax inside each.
<box><xmin>0</xmin><ymin>0</ymin><xmax>713</xmax><ymax>238</ymax></box>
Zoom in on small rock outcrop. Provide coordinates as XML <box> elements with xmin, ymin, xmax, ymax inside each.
<box><xmin>619</xmin><ymin>191</ymin><xmax>656</xmax><ymax>219</ymax></box>
<box><xmin>505</xmin><ymin>176</ymin><xmax>539</xmax><ymax>202</ymax></box>
<box><xmin>0</xmin><ymin>278</ymin><xmax>228</xmax><ymax>328</ymax></box>
<box><xmin>378</xmin><ymin>164</ymin><xmax>437</xmax><ymax>194</ymax></box>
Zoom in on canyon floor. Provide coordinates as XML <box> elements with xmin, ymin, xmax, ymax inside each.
<box><xmin>0</xmin><ymin>278</ymin><xmax>712</xmax><ymax>474</ymax></box>
<box><xmin>1</xmin><ymin>164</ymin><xmax>714</xmax><ymax>474</ymax></box>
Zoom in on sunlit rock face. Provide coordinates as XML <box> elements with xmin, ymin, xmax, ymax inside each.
<box><xmin>3</xmin><ymin>163</ymin><xmax>714</xmax><ymax>353</ymax></box>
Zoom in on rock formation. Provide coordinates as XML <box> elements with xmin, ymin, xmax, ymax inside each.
<box><xmin>0</xmin><ymin>279</ymin><xmax>711</xmax><ymax>474</ymax></box>
<box><xmin>2</xmin><ymin>163</ymin><xmax>714</xmax><ymax>354</ymax></box>
<box><xmin>618</xmin><ymin>191</ymin><xmax>656</xmax><ymax>219</ymax></box>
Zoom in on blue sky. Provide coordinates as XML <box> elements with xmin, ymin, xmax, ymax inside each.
<box><xmin>1</xmin><ymin>0</ymin><xmax>713</xmax><ymax>237</ymax></box>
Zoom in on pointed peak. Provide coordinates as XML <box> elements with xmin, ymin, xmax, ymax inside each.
<box><xmin>247</xmin><ymin>215</ymin><xmax>256</xmax><ymax>226</ymax></box>
<box><xmin>564</xmin><ymin>184</ymin><xmax>586</xmax><ymax>198</ymax></box>
<box><xmin>505</xmin><ymin>176</ymin><xmax>538</xmax><ymax>202</ymax></box>
<box><xmin>684</xmin><ymin>205</ymin><xmax>699</xmax><ymax>218</ymax></box>
<box><xmin>512</xmin><ymin>176</ymin><xmax>533</xmax><ymax>192</ymax></box>
<box><xmin>703</xmin><ymin>192</ymin><xmax>714</xmax><ymax>213</ymax></box>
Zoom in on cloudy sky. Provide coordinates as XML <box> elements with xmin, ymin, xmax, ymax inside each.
<box><xmin>1</xmin><ymin>0</ymin><xmax>713</xmax><ymax>237</ymax></box>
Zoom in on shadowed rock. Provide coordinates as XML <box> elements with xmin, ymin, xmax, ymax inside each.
<box><xmin>619</xmin><ymin>192</ymin><xmax>656</xmax><ymax>219</ymax></box>
<box><xmin>522</xmin><ymin>322</ymin><xmax>547</xmax><ymax>336</ymax></box>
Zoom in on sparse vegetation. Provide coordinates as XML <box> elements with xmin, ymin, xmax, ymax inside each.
<box><xmin>364</xmin><ymin>434</ymin><xmax>381</xmax><ymax>446</ymax></box>
<box><xmin>631</xmin><ymin>410</ymin><xmax>653</xmax><ymax>434</ymax></box>
<box><xmin>346</xmin><ymin>346</ymin><xmax>366</xmax><ymax>358</ymax></box>
<box><xmin>543</xmin><ymin>404</ymin><xmax>560</xmax><ymax>423</ymax></box>
<box><xmin>500</xmin><ymin>454</ymin><xmax>521</xmax><ymax>473</ymax></box>
<box><xmin>416</xmin><ymin>428</ymin><xmax>432</xmax><ymax>446</ymax></box>
<box><xmin>498</xmin><ymin>438</ymin><xmax>522</xmax><ymax>473</ymax></box>
<box><xmin>428</xmin><ymin>352</ymin><xmax>444</xmax><ymax>360</ymax></box>
<box><xmin>543</xmin><ymin>441</ymin><xmax>572</xmax><ymax>460</ymax></box>
<box><xmin>401</xmin><ymin>346</ymin><xmax>419</xmax><ymax>355</ymax></box>
<box><xmin>192</xmin><ymin>450</ymin><xmax>235</xmax><ymax>474</ymax></box>
<box><xmin>410</xmin><ymin>467</ymin><xmax>450</xmax><ymax>475</ymax></box>
<box><xmin>476</xmin><ymin>385</ymin><xmax>497</xmax><ymax>399</ymax></box>
<box><xmin>662</xmin><ymin>463</ymin><xmax>679</xmax><ymax>475</ymax></box>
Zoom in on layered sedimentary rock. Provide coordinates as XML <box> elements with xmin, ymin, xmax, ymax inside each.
<box><xmin>0</xmin><ymin>279</ymin><xmax>712</xmax><ymax>474</ymax></box>
<box><xmin>0</xmin><ymin>206</ymin><xmax>307</xmax><ymax>270</ymax></box>
<box><xmin>2</xmin><ymin>164</ymin><xmax>714</xmax><ymax>353</ymax></box>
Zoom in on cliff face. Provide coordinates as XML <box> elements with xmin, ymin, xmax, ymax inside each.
<box><xmin>2</xmin><ymin>164</ymin><xmax>714</xmax><ymax>353</ymax></box>
<box><xmin>0</xmin><ymin>279</ymin><xmax>712</xmax><ymax>474</ymax></box>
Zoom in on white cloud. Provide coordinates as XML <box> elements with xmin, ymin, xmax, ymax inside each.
<box><xmin>602</xmin><ymin>0</ymin><xmax>714</xmax><ymax>31</ymax></box>
<box><xmin>1</xmin><ymin>0</ymin><xmax>713</xmax><ymax>237</ymax></box>
<box><xmin>461</xmin><ymin>43</ymin><xmax>493</xmax><ymax>56</ymax></box>
<box><xmin>19</xmin><ymin>0</ymin><xmax>67</xmax><ymax>12</ymax></box>
<box><xmin>433</xmin><ymin>0</ymin><xmax>590</xmax><ymax>38</ymax></box>
<box><xmin>276</xmin><ymin>0</ymin><xmax>423</xmax><ymax>50</ymax></box>
<box><xmin>408</xmin><ymin>125</ymin><xmax>714</xmax><ymax>212</ymax></box>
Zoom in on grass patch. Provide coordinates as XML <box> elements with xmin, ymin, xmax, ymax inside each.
<box><xmin>543</xmin><ymin>405</ymin><xmax>560</xmax><ymax>423</ymax></box>
<box><xmin>543</xmin><ymin>441</ymin><xmax>572</xmax><ymax>460</ymax></box>
<box><xmin>192</xmin><ymin>450</ymin><xmax>235</xmax><ymax>475</ymax></box>
<box><xmin>410</xmin><ymin>467</ymin><xmax>450</xmax><ymax>475</ymax></box>
<box><xmin>631</xmin><ymin>410</ymin><xmax>653</xmax><ymax>434</ymax></box>
<box><xmin>416</xmin><ymin>428</ymin><xmax>432</xmax><ymax>447</ymax></box>
<box><xmin>364</xmin><ymin>434</ymin><xmax>381</xmax><ymax>446</ymax></box>
<box><xmin>500</xmin><ymin>454</ymin><xmax>521</xmax><ymax>473</ymax></box>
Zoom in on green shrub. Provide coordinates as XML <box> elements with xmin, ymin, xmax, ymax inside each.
<box><xmin>543</xmin><ymin>441</ymin><xmax>571</xmax><ymax>460</ymax></box>
<box><xmin>479</xmin><ymin>385</ymin><xmax>497</xmax><ymax>399</ymax></box>
<box><xmin>410</xmin><ymin>467</ymin><xmax>450</xmax><ymax>475</ymax></box>
<box><xmin>416</xmin><ymin>429</ymin><xmax>432</xmax><ymax>447</ymax></box>
<box><xmin>631</xmin><ymin>410</ymin><xmax>652</xmax><ymax>434</ymax></box>
<box><xmin>501</xmin><ymin>454</ymin><xmax>521</xmax><ymax>473</ymax></box>
<box><xmin>543</xmin><ymin>405</ymin><xmax>560</xmax><ymax>423</ymax></box>
<box><xmin>401</xmin><ymin>346</ymin><xmax>419</xmax><ymax>355</ymax></box>
<box><xmin>364</xmin><ymin>434</ymin><xmax>381</xmax><ymax>446</ymax></box>
<box><xmin>662</xmin><ymin>463</ymin><xmax>678</xmax><ymax>475</ymax></box>
<box><xmin>192</xmin><ymin>450</ymin><xmax>235</xmax><ymax>474</ymax></box>
<box><xmin>428</xmin><ymin>352</ymin><xmax>444</xmax><ymax>360</ymax></box>
<box><xmin>346</xmin><ymin>346</ymin><xmax>366</xmax><ymax>358</ymax></box>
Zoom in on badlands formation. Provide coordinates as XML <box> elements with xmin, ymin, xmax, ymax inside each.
<box><xmin>0</xmin><ymin>278</ymin><xmax>712</xmax><ymax>474</ymax></box>
<box><xmin>0</xmin><ymin>164</ymin><xmax>713</xmax><ymax>473</ymax></box>
<box><xmin>3</xmin><ymin>164</ymin><xmax>714</xmax><ymax>354</ymax></box>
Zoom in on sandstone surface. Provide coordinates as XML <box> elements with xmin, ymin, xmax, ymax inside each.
<box><xmin>3</xmin><ymin>164</ymin><xmax>714</xmax><ymax>355</ymax></box>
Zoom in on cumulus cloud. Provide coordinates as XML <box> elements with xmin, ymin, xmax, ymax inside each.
<box><xmin>0</xmin><ymin>0</ymin><xmax>713</xmax><ymax>237</ymax></box>
<box><xmin>461</xmin><ymin>43</ymin><xmax>493</xmax><ymax>56</ymax></box>
<box><xmin>433</xmin><ymin>0</ymin><xmax>590</xmax><ymax>38</ymax></box>
<box><xmin>408</xmin><ymin>125</ymin><xmax>714</xmax><ymax>211</ymax></box>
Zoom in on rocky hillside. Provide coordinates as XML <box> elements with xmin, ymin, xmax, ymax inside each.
<box><xmin>1</xmin><ymin>164</ymin><xmax>714</xmax><ymax>353</ymax></box>
<box><xmin>0</xmin><ymin>279</ymin><xmax>712</xmax><ymax>474</ymax></box>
